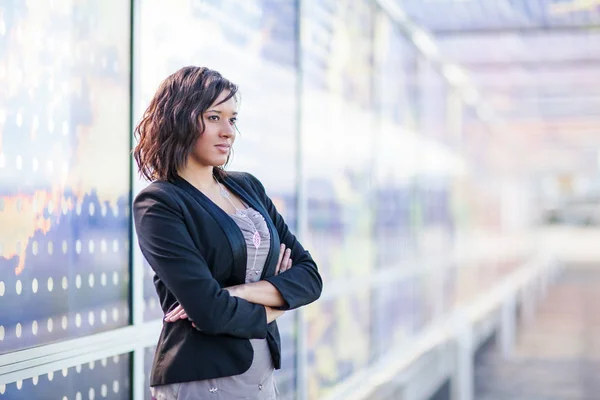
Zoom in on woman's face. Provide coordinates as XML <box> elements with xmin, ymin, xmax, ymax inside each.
<box><xmin>189</xmin><ymin>90</ymin><xmax>238</xmax><ymax>168</ymax></box>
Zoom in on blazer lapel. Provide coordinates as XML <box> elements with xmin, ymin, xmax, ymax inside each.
<box><xmin>172</xmin><ymin>176</ymin><xmax>248</xmax><ymax>285</ymax></box>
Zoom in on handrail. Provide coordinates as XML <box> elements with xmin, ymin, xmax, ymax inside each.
<box><xmin>323</xmin><ymin>254</ymin><xmax>556</xmax><ymax>400</ymax></box>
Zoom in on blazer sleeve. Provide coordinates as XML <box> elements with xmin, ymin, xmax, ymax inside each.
<box><xmin>133</xmin><ymin>185</ymin><xmax>268</xmax><ymax>339</ymax></box>
<box><xmin>245</xmin><ymin>173</ymin><xmax>323</xmax><ymax>310</ymax></box>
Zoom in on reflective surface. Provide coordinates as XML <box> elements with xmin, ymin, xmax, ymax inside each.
<box><xmin>0</xmin><ymin>1</ymin><xmax>131</xmax><ymax>354</ymax></box>
<box><xmin>0</xmin><ymin>353</ymin><xmax>131</xmax><ymax>400</ymax></box>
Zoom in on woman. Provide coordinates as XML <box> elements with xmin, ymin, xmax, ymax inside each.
<box><xmin>133</xmin><ymin>66</ymin><xmax>322</xmax><ymax>400</ymax></box>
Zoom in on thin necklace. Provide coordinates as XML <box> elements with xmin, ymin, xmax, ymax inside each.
<box><xmin>216</xmin><ymin>180</ymin><xmax>262</xmax><ymax>276</ymax></box>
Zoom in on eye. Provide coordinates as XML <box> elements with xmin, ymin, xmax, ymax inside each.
<box><xmin>229</xmin><ymin>117</ymin><xmax>237</xmax><ymax>125</ymax></box>
<box><xmin>207</xmin><ymin>115</ymin><xmax>219</xmax><ymax>121</ymax></box>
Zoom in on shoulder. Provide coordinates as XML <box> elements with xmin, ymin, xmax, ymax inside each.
<box><xmin>133</xmin><ymin>181</ymin><xmax>182</xmax><ymax>215</ymax></box>
<box><xmin>135</xmin><ymin>180</ymin><xmax>178</xmax><ymax>201</ymax></box>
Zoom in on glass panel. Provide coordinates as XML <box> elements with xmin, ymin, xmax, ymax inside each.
<box><xmin>274</xmin><ymin>311</ymin><xmax>297</xmax><ymax>399</ymax></box>
<box><xmin>370</xmin><ymin>277</ymin><xmax>418</xmax><ymax>362</ymax></box>
<box><xmin>0</xmin><ymin>2</ymin><xmax>132</xmax><ymax>354</ymax></box>
<box><xmin>305</xmin><ymin>290</ymin><xmax>371</xmax><ymax>398</ymax></box>
<box><xmin>0</xmin><ymin>353</ymin><xmax>131</xmax><ymax>400</ymax></box>
<box><xmin>373</xmin><ymin>10</ymin><xmax>419</xmax><ymax>268</ymax></box>
<box><xmin>301</xmin><ymin>1</ymin><xmax>374</xmax><ymax>397</ymax></box>
<box><xmin>143</xmin><ymin>346</ymin><xmax>155</xmax><ymax>400</ymax></box>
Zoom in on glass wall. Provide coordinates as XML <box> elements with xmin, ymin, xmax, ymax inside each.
<box><xmin>0</xmin><ymin>353</ymin><xmax>131</xmax><ymax>400</ymax></box>
<box><xmin>301</xmin><ymin>0</ymin><xmax>376</xmax><ymax>396</ymax></box>
<box><xmin>0</xmin><ymin>1</ymin><xmax>132</xmax><ymax>355</ymax></box>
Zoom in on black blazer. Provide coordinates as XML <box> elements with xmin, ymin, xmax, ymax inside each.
<box><xmin>133</xmin><ymin>171</ymin><xmax>322</xmax><ymax>386</ymax></box>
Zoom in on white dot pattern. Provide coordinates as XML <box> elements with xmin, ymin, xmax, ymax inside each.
<box><xmin>0</xmin><ymin>9</ymin><xmax>153</xmax><ymax>391</ymax></box>
<box><xmin>0</xmin><ymin>353</ymin><xmax>131</xmax><ymax>399</ymax></box>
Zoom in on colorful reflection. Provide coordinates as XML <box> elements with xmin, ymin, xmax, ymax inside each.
<box><xmin>0</xmin><ymin>1</ymin><xmax>131</xmax><ymax>354</ymax></box>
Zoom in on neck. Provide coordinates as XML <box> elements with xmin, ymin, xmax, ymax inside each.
<box><xmin>178</xmin><ymin>163</ymin><xmax>218</xmax><ymax>192</ymax></box>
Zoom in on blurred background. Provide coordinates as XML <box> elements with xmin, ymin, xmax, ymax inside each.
<box><xmin>1</xmin><ymin>0</ymin><xmax>600</xmax><ymax>399</ymax></box>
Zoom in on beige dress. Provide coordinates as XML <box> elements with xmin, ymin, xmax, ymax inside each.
<box><xmin>151</xmin><ymin>206</ymin><xmax>278</xmax><ymax>400</ymax></box>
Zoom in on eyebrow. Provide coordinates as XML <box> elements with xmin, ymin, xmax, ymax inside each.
<box><xmin>206</xmin><ymin>110</ymin><xmax>238</xmax><ymax>115</ymax></box>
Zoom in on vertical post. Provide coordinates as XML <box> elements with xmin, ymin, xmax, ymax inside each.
<box><xmin>453</xmin><ymin>313</ymin><xmax>473</xmax><ymax>400</ymax></box>
<box><xmin>500</xmin><ymin>292</ymin><xmax>516</xmax><ymax>358</ymax></box>
<box><xmin>129</xmin><ymin>0</ymin><xmax>146</xmax><ymax>398</ymax></box>
<box><xmin>295</xmin><ymin>1</ymin><xmax>307</xmax><ymax>399</ymax></box>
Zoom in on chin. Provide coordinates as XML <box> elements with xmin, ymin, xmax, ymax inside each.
<box><xmin>211</xmin><ymin>157</ymin><xmax>229</xmax><ymax>167</ymax></box>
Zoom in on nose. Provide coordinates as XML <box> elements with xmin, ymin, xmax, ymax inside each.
<box><xmin>220</xmin><ymin>121</ymin><xmax>235</xmax><ymax>138</ymax></box>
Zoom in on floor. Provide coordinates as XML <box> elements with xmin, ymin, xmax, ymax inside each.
<box><xmin>474</xmin><ymin>266</ymin><xmax>600</xmax><ymax>400</ymax></box>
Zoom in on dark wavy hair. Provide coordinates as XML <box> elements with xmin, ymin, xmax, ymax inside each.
<box><xmin>133</xmin><ymin>66</ymin><xmax>238</xmax><ymax>182</ymax></box>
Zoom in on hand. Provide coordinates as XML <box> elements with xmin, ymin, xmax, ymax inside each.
<box><xmin>165</xmin><ymin>304</ymin><xmax>188</xmax><ymax>322</ymax></box>
<box><xmin>164</xmin><ymin>286</ymin><xmax>245</xmax><ymax>328</ymax></box>
<box><xmin>275</xmin><ymin>244</ymin><xmax>292</xmax><ymax>275</ymax></box>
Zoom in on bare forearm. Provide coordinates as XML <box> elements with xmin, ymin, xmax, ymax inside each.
<box><xmin>231</xmin><ymin>281</ymin><xmax>286</xmax><ymax>307</ymax></box>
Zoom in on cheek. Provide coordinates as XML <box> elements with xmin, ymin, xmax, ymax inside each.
<box><xmin>191</xmin><ymin>134</ymin><xmax>210</xmax><ymax>157</ymax></box>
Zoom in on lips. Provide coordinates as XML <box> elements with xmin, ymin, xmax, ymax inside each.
<box><xmin>215</xmin><ymin>144</ymin><xmax>231</xmax><ymax>152</ymax></box>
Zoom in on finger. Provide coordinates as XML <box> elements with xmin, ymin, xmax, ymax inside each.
<box><xmin>167</xmin><ymin>308</ymin><xmax>187</xmax><ymax>322</ymax></box>
<box><xmin>179</xmin><ymin>312</ymin><xmax>188</xmax><ymax>320</ymax></box>
<box><xmin>282</xmin><ymin>258</ymin><xmax>292</xmax><ymax>272</ymax></box>
<box><xmin>192</xmin><ymin>322</ymin><xmax>196</xmax><ymax>328</ymax></box>
<box><xmin>165</xmin><ymin>308</ymin><xmax>183</xmax><ymax>320</ymax></box>
<box><xmin>275</xmin><ymin>244</ymin><xmax>285</xmax><ymax>274</ymax></box>
<box><xmin>166</xmin><ymin>304</ymin><xmax>183</xmax><ymax>317</ymax></box>
<box><xmin>281</xmin><ymin>248</ymin><xmax>291</xmax><ymax>271</ymax></box>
